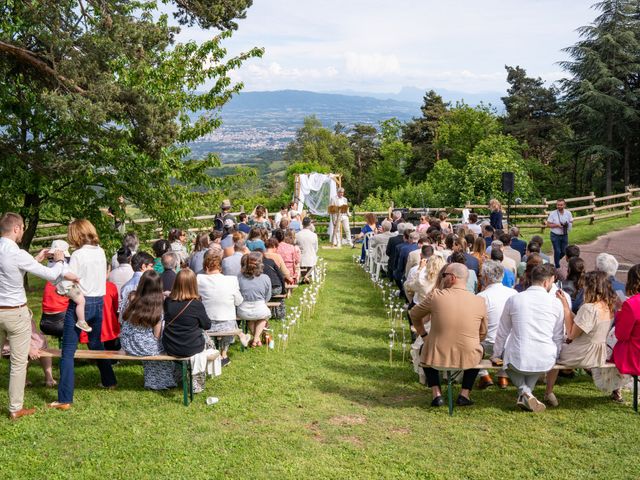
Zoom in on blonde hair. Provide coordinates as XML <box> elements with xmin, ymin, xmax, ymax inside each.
<box><xmin>68</xmin><ymin>219</ymin><xmax>99</xmax><ymax>247</ymax></box>
<box><xmin>489</xmin><ymin>199</ymin><xmax>502</xmax><ymax>212</ymax></box>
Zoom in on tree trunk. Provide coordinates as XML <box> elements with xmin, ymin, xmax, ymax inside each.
<box><xmin>606</xmin><ymin>115</ymin><xmax>614</xmax><ymax>194</ymax></box>
<box><xmin>20</xmin><ymin>193</ymin><xmax>41</xmax><ymax>252</ymax></box>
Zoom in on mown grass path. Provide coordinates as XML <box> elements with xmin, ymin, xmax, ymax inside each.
<box><xmin>1</xmin><ymin>247</ymin><xmax>638</xmax><ymax>479</ymax></box>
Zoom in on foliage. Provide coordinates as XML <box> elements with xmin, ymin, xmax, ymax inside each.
<box><xmin>0</xmin><ymin>0</ymin><xmax>262</xmax><ymax>249</ymax></box>
<box><xmin>424</xmin><ymin>159</ymin><xmax>462</xmax><ymax>207</ymax></box>
<box><xmin>347</xmin><ymin>124</ymin><xmax>379</xmax><ymax>203</ymax></box>
<box><xmin>436</xmin><ymin>102</ymin><xmax>501</xmax><ymax>169</ymax></box>
<box><xmin>370</xmin><ymin>118</ymin><xmax>412</xmax><ymax>191</ymax></box>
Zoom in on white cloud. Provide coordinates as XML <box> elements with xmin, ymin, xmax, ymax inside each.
<box><xmin>245</xmin><ymin>62</ymin><xmax>339</xmax><ymax>81</ymax></box>
<box><xmin>344</xmin><ymin>52</ymin><xmax>400</xmax><ymax>77</ymax></box>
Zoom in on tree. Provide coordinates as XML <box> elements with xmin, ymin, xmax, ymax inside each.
<box><xmin>348</xmin><ymin>124</ymin><xmax>378</xmax><ymax>203</ymax></box>
<box><xmin>436</xmin><ymin>103</ymin><xmax>501</xmax><ymax>169</ymax></box>
<box><xmin>502</xmin><ymin>65</ymin><xmax>564</xmax><ymax>163</ymax></box>
<box><xmin>402</xmin><ymin>90</ymin><xmax>449</xmax><ymax>180</ymax></box>
<box><xmin>560</xmin><ymin>0</ymin><xmax>640</xmax><ymax>193</ymax></box>
<box><xmin>0</xmin><ymin>0</ymin><xmax>262</xmax><ymax>250</ymax></box>
<box><xmin>370</xmin><ymin>118</ymin><xmax>411</xmax><ymax>191</ymax></box>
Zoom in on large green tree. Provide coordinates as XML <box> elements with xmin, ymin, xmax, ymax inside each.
<box><xmin>561</xmin><ymin>0</ymin><xmax>640</xmax><ymax>193</ymax></box>
<box><xmin>347</xmin><ymin>124</ymin><xmax>378</xmax><ymax>203</ymax></box>
<box><xmin>0</xmin><ymin>0</ymin><xmax>262</xmax><ymax>249</ymax></box>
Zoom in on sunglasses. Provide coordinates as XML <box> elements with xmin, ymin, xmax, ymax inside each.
<box><xmin>441</xmin><ymin>272</ymin><xmax>456</xmax><ymax>278</ymax></box>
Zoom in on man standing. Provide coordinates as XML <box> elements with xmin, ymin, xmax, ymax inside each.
<box><xmin>493</xmin><ymin>264</ymin><xmax>564</xmax><ymax>412</ymax></box>
<box><xmin>0</xmin><ymin>213</ymin><xmax>78</xmax><ymax>419</ymax></box>
<box><xmin>214</xmin><ymin>199</ymin><xmax>236</xmax><ymax>232</ymax></box>
<box><xmin>409</xmin><ymin>263</ymin><xmax>487</xmax><ymax>407</ymax></box>
<box><xmin>330</xmin><ymin>188</ymin><xmax>352</xmax><ymax>247</ymax></box>
<box><xmin>546</xmin><ymin>199</ymin><xmax>573</xmax><ymax>268</ymax></box>
<box><xmin>296</xmin><ymin>217</ymin><xmax>318</xmax><ymax>281</ymax></box>
<box><xmin>476</xmin><ymin>260</ymin><xmax>517</xmax><ymax>389</ymax></box>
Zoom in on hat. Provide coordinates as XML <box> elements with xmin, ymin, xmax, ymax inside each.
<box><xmin>224</xmin><ymin>218</ymin><xmax>235</xmax><ymax>228</ymax></box>
<box><xmin>50</xmin><ymin>239</ymin><xmax>71</xmax><ymax>257</ymax></box>
<box><xmin>221</xmin><ymin>199</ymin><xmax>232</xmax><ymax>210</ymax></box>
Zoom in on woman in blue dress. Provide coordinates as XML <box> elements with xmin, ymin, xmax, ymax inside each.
<box><xmin>358</xmin><ymin>213</ymin><xmax>380</xmax><ymax>263</ymax></box>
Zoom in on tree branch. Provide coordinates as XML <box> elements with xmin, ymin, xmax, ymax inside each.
<box><xmin>0</xmin><ymin>40</ymin><xmax>86</xmax><ymax>94</ymax></box>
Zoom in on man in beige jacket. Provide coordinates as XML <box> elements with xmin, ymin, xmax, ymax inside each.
<box><xmin>409</xmin><ymin>262</ymin><xmax>488</xmax><ymax>407</ymax></box>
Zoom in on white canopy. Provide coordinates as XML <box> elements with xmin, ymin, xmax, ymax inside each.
<box><xmin>297</xmin><ymin>173</ymin><xmax>338</xmax><ymax>217</ymax></box>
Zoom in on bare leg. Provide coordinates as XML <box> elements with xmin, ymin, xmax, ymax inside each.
<box><xmin>39</xmin><ymin>356</ymin><xmax>56</xmax><ymax>386</ymax></box>
<box><xmin>68</xmin><ymin>287</ymin><xmax>90</xmax><ymax>332</ymax></box>
<box><xmin>431</xmin><ymin>386</ymin><xmax>442</xmax><ymax>398</ymax></box>
<box><xmin>253</xmin><ymin>320</ymin><xmax>267</xmax><ymax>345</ymax></box>
<box><xmin>545</xmin><ymin>369</ymin><xmax>559</xmax><ymax>395</ymax></box>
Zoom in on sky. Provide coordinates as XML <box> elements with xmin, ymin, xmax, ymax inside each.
<box><xmin>171</xmin><ymin>0</ymin><xmax>599</xmax><ymax>95</ymax></box>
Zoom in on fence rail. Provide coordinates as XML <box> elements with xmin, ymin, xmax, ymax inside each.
<box><xmin>30</xmin><ymin>187</ymin><xmax>640</xmax><ymax>244</ymax></box>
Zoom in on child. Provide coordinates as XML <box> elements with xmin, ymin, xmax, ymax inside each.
<box><xmin>49</xmin><ymin>240</ymin><xmax>92</xmax><ymax>332</ymax></box>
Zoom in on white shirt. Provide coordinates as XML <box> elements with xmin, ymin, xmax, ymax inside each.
<box><xmin>494</xmin><ymin>286</ymin><xmax>564</xmax><ymax>372</ymax></box>
<box><xmin>547</xmin><ymin>209</ymin><xmax>574</xmax><ymax>235</ymax></box>
<box><xmin>477</xmin><ymin>283</ymin><xmax>517</xmax><ymax>344</ymax></box>
<box><xmin>0</xmin><ymin>237</ymin><xmax>64</xmax><ymax>306</ymax></box>
<box><xmin>331</xmin><ymin>196</ymin><xmax>350</xmax><ymax>217</ymax></box>
<box><xmin>296</xmin><ymin>228</ymin><xmax>318</xmax><ymax>267</ymax></box>
<box><xmin>198</xmin><ymin>273</ymin><xmax>243</xmax><ymax>322</ymax></box>
<box><xmin>108</xmin><ymin>263</ymin><xmax>134</xmax><ymax>297</ymax></box>
<box><xmin>467</xmin><ymin>224</ymin><xmax>482</xmax><ymax>236</ymax></box>
<box><xmin>66</xmin><ymin>245</ymin><xmax>107</xmax><ymax>297</ymax></box>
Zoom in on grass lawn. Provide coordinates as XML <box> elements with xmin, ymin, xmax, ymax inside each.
<box><xmin>1</xmin><ymin>247</ymin><xmax>639</xmax><ymax>479</ymax></box>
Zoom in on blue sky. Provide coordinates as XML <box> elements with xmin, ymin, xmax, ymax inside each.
<box><xmin>172</xmin><ymin>0</ymin><xmax>598</xmax><ymax>94</ymax></box>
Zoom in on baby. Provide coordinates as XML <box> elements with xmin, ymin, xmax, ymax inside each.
<box><xmin>49</xmin><ymin>240</ymin><xmax>92</xmax><ymax>333</ymax></box>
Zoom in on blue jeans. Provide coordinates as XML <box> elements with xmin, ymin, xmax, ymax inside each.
<box><xmin>58</xmin><ymin>296</ymin><xmax>117</xmax><ymax>403</ymax></box>
<box><xmin>550</xmin><ymin>232</ymin><xmax>569</xmax><ymax>268</ymax></box>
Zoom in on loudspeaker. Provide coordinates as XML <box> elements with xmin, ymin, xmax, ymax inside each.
<box><xmin>501</xmin><ymin>172</ymin><xmax>514</xmax><ymax>193</ymax></box>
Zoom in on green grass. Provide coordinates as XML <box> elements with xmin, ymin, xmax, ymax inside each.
<box><xmin>1</xmin><ymin>248</ymin><xmax>639</xmax><ymax>479</ymax></box>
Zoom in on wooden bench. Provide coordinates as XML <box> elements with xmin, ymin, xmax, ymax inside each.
<box><xmin>39</xmin><ymin>348</ymin><xmax>220</xmax><ymax>406</ymax></box>
<box><xmin>419</xmin><ymin>360</ymin><xmax>638</xmax><ymax>416</ymax></box>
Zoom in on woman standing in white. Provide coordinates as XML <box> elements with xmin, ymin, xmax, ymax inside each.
<box><xmin>197</xmin><ymin>251</ymin><xmax>248</xmax><ymax>367</ymax></box>
<box><xmin>48</xmin><ymin>220</ymin><xmax>117</xmax><ymax>411</ymax></box>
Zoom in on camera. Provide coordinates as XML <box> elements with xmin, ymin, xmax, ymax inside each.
<box><xmin>561</xmin><ymin>222</ymin><xmax>569</xmax><ymax>235</ymax></box>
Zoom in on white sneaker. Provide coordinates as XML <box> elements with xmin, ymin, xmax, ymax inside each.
<box><xmin>75</xmin><ymin>320</ymin><xmax>92</xmax><ymax>332</ymax></box>
<box><xmin>516</xmin><ymin>394</ymin><xmax>531</xmax><ymax>411</ymax></box>
<box><xmin>544</xmin><ymin>392</ymin><xmax>559</xmax><ymax>407</ymax></box>
<box><xmin>239</xmin><ymin>333</ymin><xmax>251</xmax><ymax>348</ymax></box>
<box><xmin>526</xmin><ymin>394</ymin><xmax>546</xmax><ymax>413</ymax></box>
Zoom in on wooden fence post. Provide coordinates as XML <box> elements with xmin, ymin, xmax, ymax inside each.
<box><xmin>541</xmin><ymin>197</ymin><xmax>547</xmax><ymax>233</ymax></box>
<box><xmin>589</xmin><ymin>192</ymin><xmax>596</xmax><ymax>224</ymax></box>
<box><xmin>626</xmin><ymin>186</ymin><xmax>632</xmax><ymax>218</ymax></box>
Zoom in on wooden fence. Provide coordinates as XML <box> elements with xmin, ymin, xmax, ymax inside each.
<box><xmin>29</xmin><ymin>187</ymin><xmax>640</xmax><ymax>245</ymax></box>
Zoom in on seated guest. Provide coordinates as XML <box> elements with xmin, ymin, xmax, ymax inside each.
<box><xmin>611</xmin><ymin>264</ymin><xmax>640</xmax><ymax>402</ymax></box>
<box><xmin>477</xmin><ymin>261</ymin><xmax>516</xmax><ymax>389</ymax></box>
<box><xmin>573</xmin><ymin>253</ymin><xmax>626</xmax><ymax>313</ymax></box>
<box><xmin>509</xmin><ymin>227</ymin><xmax>527</xmax><ymax>257</ymax></box>
<box><xmin>448</xmin><ymin>237</ymin><xmax>480</xmax><ymax>277</ymax></box>
<box><xmin>160</xmin><ymin>252</ymin><xmax>179</xmax><ymax>293</ymax></box>
<box><xmin>405</xmin><ymin>252</ymin><xmax>444</xmax><ymax>305</ymax></box>
<box><xmin>246</xmin><ymin>227</ymin><xmax>266</xmax><ymax>252</ymax></box>
<box><xmin>409</xmin><ymin>263</ymin><xmax>487</xmax><ymax>407</ymax></box>
<box><xmin>488</xmin><ymin>240</ymin><xmax>516</xmax><ymax>277</ymax></box>
<box><xmin>162</xmin><ymin>269</ymin><xmax>212</xmax><ymax>393</ymax></box>
<box><xmin>261</xmin><ymin>248</ymin><xmax>287</xmax><ymax>319</ymax></box>
<box><xmin>470</xmin><ymin>237</ymin><xmax>487</xmax><ymax>273</ymax></box>
<box><xmin>207</xmin><ymin>230</ymin><xmax>224</xmax><ymax>256</ymax></box>
<box><xmin>515</xmin><ymin>254</ymin><xmax>544</xmax><ymax>292</ymax></box>
<box><xmin>119</xmin><ymin>251</ymin><xmax>155</xmax><ymax>319</ymax></box>
<box><xmin>279</xmin><ymin>217</ymin><xmax>291</xmax><ymax>231</ymax></box>
<box><xmin>296</xmin><ymin>218</ymin><xmax>318</xmax><ymax>281</ymax></box>
<box><xmin>237</xmin><ymin>213</ymin><xmax>251</xmax><ymax>234</ymax></box>
<box><xmin>290</xmin><ymin>214</ymin><xmax>302</xmax><ymax>232</ymax></box>
<box><xmin>358</xmin><ymin>213</ymin><xmax>380</xmax><ymax>263</ymax></box>
<box><xmin>275</xmin><ymin>229</ymin><xmax>301</xmax><ymax>284</ymax></box>
<box><xmin>198</xmin><ymin>251</ymin><xmax>248</xmax><ymax>366</ymax></box>
<box><xmin>545</xmin><ymin>271</ymin><xmax>617</xmax><ymax>406</ymax></box>
<box><xmin>490</xmin><ymin>248</ymin><xmax>515</xmax><ymax>288</ymax></box>
<box><xmin>530</xmin><ymin>235</ymin><xmax>551</xmax><ymax>263</ymax></box>
<box><xmin>273</xmin><ymin>205</ymin><xmax>290</xmax><ymax>229</ymax></box>
<box><xmin>563</xmin><ymin>257</ymin><xmax>585</xmax><ymax>301</ymax></box>
<box><xmin>237</xmin><ymin>252</ymin><xmax>272</xmax><ymax>347</ymax></box>
<box><xmin>451</xmin><ymin>252</ymin><xmax>478</xmax><ymax>293</ymax></box>
<box><xmin>168</xmin><ymin>228</ymin><xmax>188</xmax><ymax>265</ymax></box>
<box><xmin>111</xmin><ymin>232</ymin><xmax>139</xmax><ymax>270</ymax></box>
<box><xmin>152</xmin><ymin>239</ymin><xmax>170</xmax><ymax>273</ymax></box>
<box><xmin>222</xmin><ymin>234</ymin><xmax>246</xmax><ymax>277</ymax></box>
<box><xmin>109</xmin><ymin>247</ymin><xmax>134</xmax><ymax>297</ymax></box>
<box><xmin>405</xmin><ymin>235</ymin><xmax>431</xmax><ymax>278</ymax></box>
<box><xmin>500</xmin><ymin>233</ymin><xmax>522</xmax><ymax>266</ymax></box>
<box><xmin>249</xmin><ymin>205</ymin><xmax>272</xmax><ymax>231</ymax></box>
<box><xmin>556</xmin><ymin>244</ymin><xmax>580</xmax><ymax>282</ymax></box>
<box><xmin>493</xmin><ymin>264</ymin><xmax>564</xmax><ymax>412</ymax></box>
<box><xmin>120</xmin><ymin>271</ymin><xmax>176</xmax><ymax>390</ymax></box>
<box><xmin>439</xmin><ymin>211</ymin><xmax>452</xmax><ymax>234</ymax></box>
<box><xmin>265</xmin><ymin>238</ymin><xmax>293</xmax><ymax>284</ymax></box>
<box><xmin>518</xmin><ymin>242</ymin><xmax>546</xmax><ymax>278</ymax></box>
<box><xmin>188</xmin><ymin>233</ymin><xmax>210</xmax><ymax>273</ymax></box>
<box><xmin>466</xmin><ymin>213</ymin><xmax>482</xmax><ymax>236</ymax></box>
<box><xmin>386</xmin><ymin>222</ymin><xmax>410</xmax><ymax>279</ymax></box>
<box><xmin>394</xmin><ymin>231</ymin><xmax>420</xmax><ymax>289</ymax></box>
<box><xmin>416</xmin><ymin>215</ymin><xmax>430</xmax><ymax>234</ymax></box>
<box><xmin>390</xmin><ymin>210</ymin><xmax>403</xmax><ymax>232</ymax></box>
<box><xmin>482</xmin><ymin>225</ymin><xmax>495</xmax><ymax>248</ymax></box>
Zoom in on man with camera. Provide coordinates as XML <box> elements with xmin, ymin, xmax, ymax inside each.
<box><xmin>546</xmin><ymin>199</ymin><xmax>574</xmax><ymax>268</ymax></box>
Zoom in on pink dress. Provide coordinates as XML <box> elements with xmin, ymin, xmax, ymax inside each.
<box><xmin>612</xmin><ymin>294</ymin><xmax>640</xmax><ymax>375</ymax></box>
<box><xmin>2</xmin><ymin>319</ymin><xmax>48</xmax><ymax>356</ymax></box>
<box><xmin>277</xmin><ymin>242</ymin><xmax>301</xmax><ymax>283</ymax></box>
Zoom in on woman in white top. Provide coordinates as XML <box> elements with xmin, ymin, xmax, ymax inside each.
<box><xmin>405</xmin><ymin>255</ymin><xmax>447</xmax><ymax>306</ymax></box>
<box><xmin>197</xmin><ymin>251</ymin><xmax>247</xmax><ymax>365</ymax></box>
<box><xmin>168</xmin><ymin>228</ymin><xmax>188</xmax><ymax>265</ymax></box>
<box><xmin>49</xmin><ymin>220</ymin><xmax>117</xmax><ymax>410</ymax></box>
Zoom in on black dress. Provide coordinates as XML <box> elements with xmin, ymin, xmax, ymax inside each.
<box><xmin>162</xmin><ymin>299</ymin><xmax>211</xmax><ymax>357</ymax></box>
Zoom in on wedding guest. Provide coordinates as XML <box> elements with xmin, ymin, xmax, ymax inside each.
<box><xmin>237</xmin><ymin>253</ymin><xmax>272</xmax><ymax>348</ymax></box>
<box><xmin>108</xmin><ymin>246</ymin><xmax>134</xmax><ymax>296</ymax></box>
<box><xmin>493</xmin><ymin>264</ymin><xmax>564</xmax><ymax>412</ymax></box>
<box><xmin>152</xmin><ymin>239</ymin><xmax>171</xmax><ymax>273</ymax></box>
<box><xmin>188</xmin><ymin>232</ymin><xmax>210</xmax><ymax>273</ymax></box>
<box><xmin>168</xmin><ymin>228</ymin><xmax>188</xmax><ymax>265</ymax></box>
<box><xmin>120</xmin><ymin>271</ymin><xmax>176</xmax><ymax>390</ymax></box>
<box><xmin>489</xmin><ymin>199</ymin><xmax>503</xmax><ymax>230</ymax></box>
<box><xmin>409</xmin><ymin>263</ymin><xmax>487</xmax><ymax>407</ymax></box>
<box><xmin>275</xmin><ymin>229</ymin><xmax>301</xmax><ymax>284</ymax></box>
<box><xmin>110</xmin><ymin>232</ymin><xmax>139</xmax><ymax>270</ymax></box>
